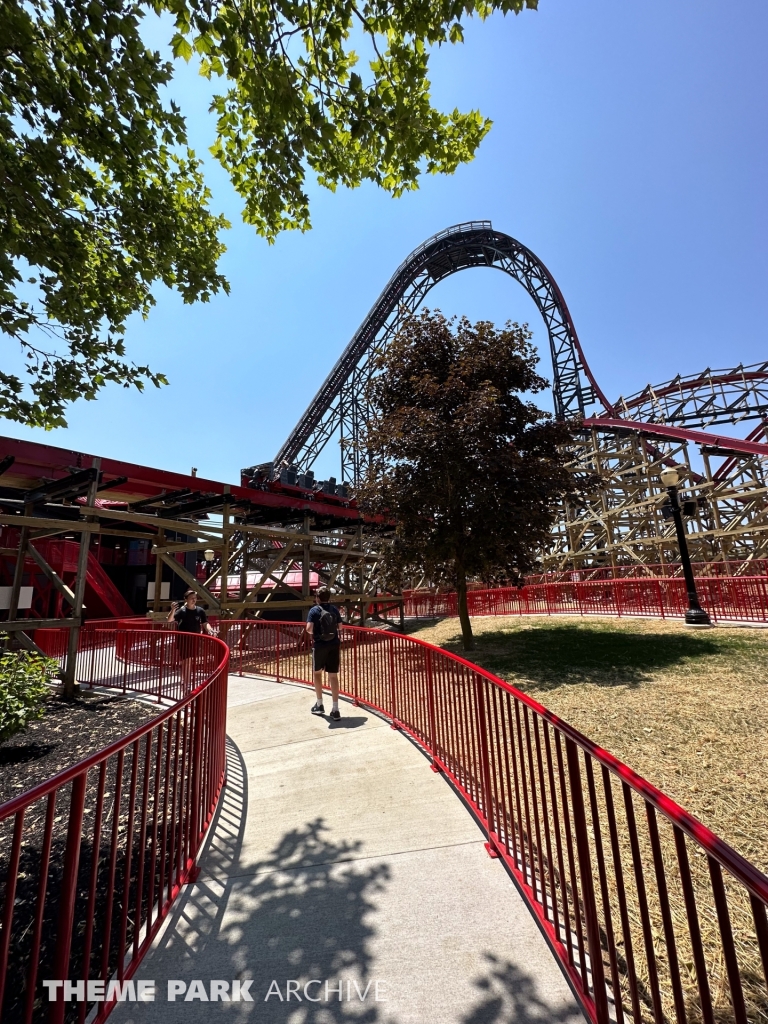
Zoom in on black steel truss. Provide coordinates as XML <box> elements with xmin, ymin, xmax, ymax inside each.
<box><xmin>270</xmin><ymin>221</ymin><xmax>611</xmax><ymax>486</ymax></box>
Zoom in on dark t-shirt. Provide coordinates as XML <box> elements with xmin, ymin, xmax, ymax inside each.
<box><xmin>174</xmin><ymin>605</ymin><xmax>208</xmax><ymax>633</ymax></box>
<box><xmin>307</xmin><ymin>603</ymin><xmax>342</xmax><ymax>647</ymax></box>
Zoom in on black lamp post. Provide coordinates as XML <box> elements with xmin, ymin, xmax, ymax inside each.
<box><xmin>659</xmin><ymin>467</ymin><xmax>711</xmax><ymax>626</ymax></box>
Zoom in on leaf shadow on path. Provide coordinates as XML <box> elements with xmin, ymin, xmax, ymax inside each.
<box><xmin>111</xmin><ymin>736</ymin><xmax>586</xmax><ymax>1024</ymax></box>
<box><xmin>114</xmin><ymin>736</ymin><xmax>393</xmax><ymax>1023</ymax></box>
<box><xmin>461</xmin><ymin>952</ymin><xmax>585</xmax><ymax>1024</ymax></box>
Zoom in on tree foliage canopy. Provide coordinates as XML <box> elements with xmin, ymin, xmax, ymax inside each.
<box><xmin>356</xmin><ymin>309</ymin><xmax>574</xmax><ymax>648</ymax></box>
<box><xmin>1</xmin><ymin>0</ymin><xmax>537</xmax><ymax>428</ymax></box>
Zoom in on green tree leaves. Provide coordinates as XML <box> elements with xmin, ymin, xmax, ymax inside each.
<box><xmin>0</xmin><ymin>645</ymin><xmax>56</xmax><ymax>743</ymax></box>
<box><xmin>1</xmin><ymin>0</ymin><xmax>537</xmax><ymax>427</ymax></box>
<box><xmin>1</xmin><ymin>0</ymin><xmax>229</xmax><ymax>427</ymax></box>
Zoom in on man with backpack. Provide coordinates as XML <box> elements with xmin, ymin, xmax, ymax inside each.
<box><xmin>305</xmin><ymin>586</ymin><xmax>343</xmax><ymax>720</ymax></box>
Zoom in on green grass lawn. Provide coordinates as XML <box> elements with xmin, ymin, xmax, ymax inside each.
<box><xmin>407</xmin><ymin>614</ymin><xmax>768</xmax><ymax>874</ymax></box>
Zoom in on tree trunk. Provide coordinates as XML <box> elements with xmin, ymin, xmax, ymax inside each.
<box><xmin>456</xmin><ymin>568</ymin><xmax>474</xmax><ymax>651</ymax></box>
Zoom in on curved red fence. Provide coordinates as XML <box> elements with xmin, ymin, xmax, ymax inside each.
<box><xmin>525</xmin><ymin>560</ymin><xmax>768</xmax><ymax>583</ymax></box>
<box><xmin>220</xmin><ymin>620</ymin><xmax>768</xmax><ymax>1024</ymax></box>
<box><xmin>0</xmin><ymin>629</ymin><xmax>229</xmax><ymax>1024</ymax></box>
<box><xmin>404</xmin><ymin>576</ymin><xmax>768</xmax><ymax>624</ymax></box>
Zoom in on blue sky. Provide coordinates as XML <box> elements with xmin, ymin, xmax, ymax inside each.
<box><xmin>5</xmin><ymin>0</ymin><xmax>767</xmax><ymax>483</ymax></box>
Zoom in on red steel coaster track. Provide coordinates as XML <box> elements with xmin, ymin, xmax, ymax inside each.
<box><xmin>268</xmin><ymin>223</ymin><xmax>768</xmax><ymax>570</ymax></box>
<box><xmin>270</xmin><ymin>221</ymin><xmax>613</xmax><ymax>483</ymax></box>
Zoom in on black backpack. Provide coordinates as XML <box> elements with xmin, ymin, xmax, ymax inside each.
<box><xmin>317</xmin><ymin>607</ymin><xmax>338</xmax><ymax>642</ymax></box>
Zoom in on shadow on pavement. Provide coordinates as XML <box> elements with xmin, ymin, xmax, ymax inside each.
<box><xmin>462</xmin><ymin>953</ymin><xmax>584</xmax><ymax>1024</ymax></box>
<box><xmin>136</xmin><ymin>738</ymin><xmax>391</xmax><ymax>1021</ymax></box>
<box><xmin>118</xmin><ymin>736</ymin><xmax>584</xmax><ymax>1023</ymax></box>
<box><xmin>328</xmin><ymin>715</ymin><xmax>369</xmax><ymax>730</ymax></box>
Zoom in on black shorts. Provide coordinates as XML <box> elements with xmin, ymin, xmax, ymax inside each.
<box><xmin>313</xmin><ymin>643</ymin><xmax>340</xmax><ymax>673</ymax></box>
<box><xmin>176</xmin><ymin>632</ymin><xmax>199</xmax><ymax>660</ymax></box>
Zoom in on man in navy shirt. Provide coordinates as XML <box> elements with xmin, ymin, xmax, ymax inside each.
<box><xmin>305</xmin><ymin>586</ymin><xmax>343</xmax><ymax>720</ymax></box>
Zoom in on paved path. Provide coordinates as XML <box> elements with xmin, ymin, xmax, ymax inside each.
<box><xmin>111</xmin><ymin>675</ymin><xmax>585</xmax><ymax>1023</ymax></box>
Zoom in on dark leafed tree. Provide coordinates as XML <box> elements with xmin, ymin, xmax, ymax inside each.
<box><xmin>1</xmin><ymin>0</ymin><xmax>537</xmax><ymax>428</ymax></box>
<box><xmin>356</xmin><ymin>309</ymin><xmax>576</xmax><ymax>650</ymax></box>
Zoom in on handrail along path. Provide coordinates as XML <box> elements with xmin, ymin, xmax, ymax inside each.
<box><xmin>403</xmin><ymin>576</ymin><xmax>768</xmax><ymax>625</ymax></box>
<box><xmin>0</xmin><ymin>627</ymin><xmax>229</xmax><ymax>1024</ymax></box>
<box><xmin>220</xmin><ymin>619</ymin><xmax>768</xmax><ymax>1024</ymax></box>
<box><xmin>2</xmin><ymin>618</ymin><xmax>767</xmax><ymax>1024</ymax></box>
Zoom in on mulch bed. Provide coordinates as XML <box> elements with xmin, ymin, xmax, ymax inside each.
<box><xmin>0</xmin><ymin>691</ymin><xmax>161</xmax><ymax>809</ymax></box>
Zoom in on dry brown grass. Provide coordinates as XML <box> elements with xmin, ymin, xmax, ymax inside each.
<box><xmin>407</xmin><ymin>615</ymin><xmax>768</xmax><ymax>1022</ymax></box>
<box><xmin>239</xmin><ymin>617</ymin><xmax>768</xmax><ymax>1018</ymax></box>
<box><xmin>408</xmin><ymin>614</ymin><xmax>768</xmax><ymax>877</ymax></box>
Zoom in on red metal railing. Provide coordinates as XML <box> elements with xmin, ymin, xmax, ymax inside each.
<box><xmin>403</xmin><ymin>576</ymin><xmax>768</xmax><ymax>624</ymax></box>
<box><xmin>525</xmin><ymin>560</ymin><xmax>768</xmax><ymax>583</ymax></box>
<box><xmin>221</xmin><ymin>620</ymin><xmax>768</xmax><ymax>1024</ymax></box>
<box><xmin>0</xmin><ymin>629</ymin><xmax>229</xmax><ymax>1024</ymax></box>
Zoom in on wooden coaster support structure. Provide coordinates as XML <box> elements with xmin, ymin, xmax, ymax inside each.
<box><xmin>146</xmin><ymin>516</ymin><xmax>397</xmax><ymax>624</ymax></box>
<box><xmin>544</xmin><ymin>418</ymin><xmax>768</xmax><ymax>573</ymax></box>
<box><xmin>0</xmin><ymin>459</ymin><xmax>107</xmax><ymax>692</ymax></box>
<box><xmin>0</xmin><ymin>436</ymin><xmax>403</xmax><ymax>685</ymax></box>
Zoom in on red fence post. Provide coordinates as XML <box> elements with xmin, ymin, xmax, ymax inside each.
<box><xmin>564</xmin><ymin>739</ymin><xmax>609</xmax><ymax>1024</ymax></box>
<box><xmin>474</xmin><ymin>675</ymin><xmax>499</xmax><ymax>859</ymax></box>
<box><xmin>276</xmin><ymin>625</ymin><xmax>281</xmax><ymax>682</ymax></box>
<box><xmin>186</xmin><ymin>694</ymin><xmax>204</xmax><ymax>884</ymax></box>
<box><xmin>614</xmin><ymin>580</ymin><xmax>623</xmax><ymax>618</ymax></box>
<box><xmin>121</xmin><ymin>631</ymin><xmax>129</xmax><ymax>693</ymax></box>
<box><xmin>761</xmin><ymin>578</ymin><xmax>768</xmax><ymax>624</ymax></box>
<box><xmin>0</xmin><ymin>810</ymin><xmax>25</xmax><ymax>1015</ymax></box>
<box><xmin>353</xmin><ymin>630</ymin><xmax>359</xmax><ymax>706</ymax></box>
<box><xmin>655</xmin><ymin>578</ymin><xmax>664</xmax><ymax>619</ymax></box>
<box><xmin>50</xmin><ymin>772</ymin><xmax>88</xmax><ymax>1024</ymax></box>
<box><xmin>388</xmin><ymin>635</ymin><xmax>399</xmax><ymax>729</ymax></box>
<box><xmin>426</xmin><ymin>648</ymin><xmax>440</xmax><ymax>773</ymax></box>
<box><xmin>158</xmin><ymin>632</ymin><xmax>165</xmax><ymax>701</ymax></box>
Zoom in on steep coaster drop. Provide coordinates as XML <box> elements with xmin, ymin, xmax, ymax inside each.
<box><xmin>261</xmin><ymin>222</ymin><xmax>768</xmax><ymax>571</ymax></box>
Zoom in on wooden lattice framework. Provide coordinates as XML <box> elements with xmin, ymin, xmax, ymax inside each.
<box><xmin>545</xmin><ymin>422</ymin><xmax>768</xmax><ymax>572</ymax></box>
<box><xmin>0</xmin><ymin>436</ymin><xmax>402</xmax><ymax>690</ymax></box>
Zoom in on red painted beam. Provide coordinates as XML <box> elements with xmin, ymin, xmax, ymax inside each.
<box><xmin>584</xmin><ymin>417</ymin><xmax>768</xmax><ymax>459</ymax></box>
<box><xmin>618</xmin><ymin>369</ymin><xmax>768</xmax><ymax>410</ymax></box>
<box><xmin>0</xmin><ymin>435</ymin><xmax>361</xmax><ymax>521</ymax></box>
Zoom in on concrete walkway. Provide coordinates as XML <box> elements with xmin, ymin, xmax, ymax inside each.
<box><xmin>111</xmin><ymin>675</ymin><xmax>585</xmax><ymax>1023</ymax></box>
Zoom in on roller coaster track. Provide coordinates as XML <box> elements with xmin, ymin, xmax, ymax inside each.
<box><xmin>273</xmin><ymin>221</ymin><xmax>614</xmax><ymax>484</ymax></box>
<box><xmin>614</xmin><ymin>363</ymin><xmax>768</xmax><ymax>429</ymax></box>
<box><xmin>585</xmin><ymin>417</ymin><xmax>768</xmax><ymax>460</ymax></box>
<box><xmin>270</xmin><ymin>222</ymin><xmax>768</xmax><ymax>569</ymax></box>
